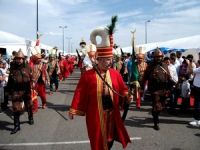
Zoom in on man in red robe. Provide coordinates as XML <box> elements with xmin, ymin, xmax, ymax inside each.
<box><xmin>58</xmin><ymin>55</ymin><xmax>70</xmax><ymax>80</ymax></box>
<box><xmin>69</xmin><ymin>25</ymin><xmax>131</xmax><ymax>150</ymax></box>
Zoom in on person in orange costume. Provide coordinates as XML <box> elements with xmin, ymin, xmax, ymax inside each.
<box><xmin>69</xmin><ymin>24</ymin><xmax>131</xmax><ymax>150</ymax></box>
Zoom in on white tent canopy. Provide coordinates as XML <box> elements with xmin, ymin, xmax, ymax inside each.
<box><xmin>0</xmin><ymin>31</ymin><xmax>54</xmax><ymax>56</ymax></box>
<box><xmin>122</xmin><ymin>35</ymin><xmax>200</xmax><ymax>54</ymax></box>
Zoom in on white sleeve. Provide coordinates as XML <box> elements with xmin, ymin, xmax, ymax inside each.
<box><xmin>193</xmin><ymin>67</ymin><xmax>200</xmax><ymax>73</ymax></box>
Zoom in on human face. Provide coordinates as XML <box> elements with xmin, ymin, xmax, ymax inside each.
<box><xmin>163</xmin><ymin>59</ymin><xmax>170</xmax><ymax>65</ymax></box>
<box><xmin>50</xmin><ymin>57</ymin><xmax>55</xmax><ymax>61</ymax></box>
<box><xmin>137</xmin><ymin>57</ymin><xmax>144</xmax><ymax>63</ymax></box>
<box><xmin>88</xmin><ymin>51</ymin><xmax>96</xmax><ymax>59</ymax></box>
<box><xmin>154</xmin><ymin>56</ymin><xmax>163</xmax><ymax>63</ymax></box>
<box><xmin>97</xmin><ymin>57</ymin><xmax>113</xmax><ymax>72</ymax></box>
<box><xmin>15</xmin><ymin>57</ymin><xmax>24</xmax><ymax>65</ymax></box>
<box><xmin>36</xmin><ymin>58</ymin><xmax>42</xmax><ymax>64</ymax></box>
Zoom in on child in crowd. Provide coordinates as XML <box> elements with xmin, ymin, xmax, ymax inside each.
<box><xmin>180</xmin><ymin>75</ymin><xmax>191</xmax><ymax>110</ymax></box>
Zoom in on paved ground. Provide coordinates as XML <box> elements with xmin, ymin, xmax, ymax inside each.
<box><xmin>0</xmin><ymin>69</ymin><xmax>200</xmax><ymax>150</ymax></box>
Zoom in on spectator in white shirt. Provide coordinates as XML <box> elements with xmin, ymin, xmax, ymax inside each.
<box><xmin>163</xmin><ymin>57</ymin><xmax>178</xmax><ymax>112</ymax></box>
<box><xmin>170</xmin><ymin>53</ymin><xmax>180</xmax><ymax>75</ymax></box>
<box><xmin>176</xmin><ymin>51</ymin><xmax>184</xmax><ymax>65</ymax></box>
<box><xmin>186</xmin><ymin>54</ymin><xmax>196</xmax><ymax>80</ymax></box>
<box><xmin>189</xmin><ymin>60</ymin><xmax>200</xmax><ymax>127</ymax></box>
<box><xmin>1</xmin><ymin>60</ymin><xmax>9</xmax><ymax>110</ymax></box>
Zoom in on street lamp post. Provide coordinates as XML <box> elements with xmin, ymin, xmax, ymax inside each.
<box><xmin>66</xmin><ymin>37</ymin><xmax>72</xmax><ymax>53</ymax></box>
<box><xmin>59</xmin><ymin>26</ymin><xmax>67</xmax><ymax>54</ymax></box>
<box><xmin>36</xmin><ymin>0</ymin><xmax>39</xmax><ymax>39</ymax></box>
<box><xmin>71</xmin><ymin>42</ymin><xmax>73</xmax><ymax>53</ymax></box>
<box><xmin>145</xmin><ymin>20</ymin><xmax>151</xmax><ymax>44</ymax></box>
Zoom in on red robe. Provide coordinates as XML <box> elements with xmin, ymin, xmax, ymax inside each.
<box><xmin>68</xmin><ymin>57</ymin><xmax>75</xmax><ymax>74</ymax></box>
<box><xmin>59</xmin><ymin>59</ymin><xmax>70</xmax><ymax>79</ymax></box>
<box><xmin>69</xmin><ymin>68</ymin><xmax>131</xmax><ymax>150</ymax></box>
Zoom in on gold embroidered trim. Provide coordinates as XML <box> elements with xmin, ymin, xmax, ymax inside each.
<box><xmin>106</xmin><ymin>71</ymin><xmax>113</xmax><ymax>102</ymax></box>
<box><xmin>96</xmin><ymin>72</ymin><xmax>109</xmax><ymax>150</ymax></box>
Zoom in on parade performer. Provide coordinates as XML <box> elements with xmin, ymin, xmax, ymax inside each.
<box><xmin>68</xmin><ymin>55</ymin><xmax>75</xmax><ymax>74</ymax></box>
<box><xmin>58</xmin><ymin>54</ymin><xmax>70</xmax><ymax>80</ymax></box>
<box><xmin>127</xmin><ymin>30</ymin><xmax>140</xmax><ymax>109</ymax></box>
<box><xmin>69</xmin><ymin>16</ymin><xmax>131</xmax><ymax>150</ymax></box>
<box><xmin>143</xmin><ymin>48</ymin><xmax>173</xmax><ymax>130</ymax></box>
<box><xmin>77</xmin><ymin>39</ymin><xmax>87</xmax><ymax>73</ymax></box>
<box><xmin>136</xmin><ymin>47</ymin><xmax>148</xmax><ymax>104</ymax></box>
<box><xmin>82</xmin><ymin>43</ymin><xmax>97</xmax><ymax>71</ymax></box>
<box><xmin>48</xmin><ymin>54</ymin><xmax>60</xmax><ymax>94</ymax></box>
<box><xmin>7</xmin><ymin>50</ymin><xmax>34</xmax><ymax>134</ymax></box>
<box><xmin>189</xmin><ymin>60</ymin><xmax>200</xmax><ymax>127</ymax></box>
<box><xmin>31</xmin><ymin>43</ymin><xmax>50</xmax><ymax>110</ymax></box>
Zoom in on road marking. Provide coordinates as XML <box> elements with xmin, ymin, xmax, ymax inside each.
<box><xmin>38</xmin><ymin>105</ymin><xmax>67</xmax><ymax>108</ymax></box>
<box><xmin>0</xmin><ymin>137</ymin><xmax>141</xmax><ymax>146</ymax></box>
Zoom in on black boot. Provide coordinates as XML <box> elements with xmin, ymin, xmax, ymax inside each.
<box><xmin>108</xmin><ymin>140</ymin><xmax>114</xmax><ymax>150</ymax></box>
<box><xmin>28</xmin><ymin>108</ymin><xmax>34</xmax><ymax>125</ymax></box>
<box><xmin>11</xmin><ymin>112</ymin><xmax>20</xmax><ymax>134</ymax></box>
<box><xmin>152</xmin><ymin>111</ymin><xmax>160</xmax><ymax>131</ymax></box>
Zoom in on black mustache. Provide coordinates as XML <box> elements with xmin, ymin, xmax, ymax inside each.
<box><xmin>105</xmin><ymin>64</ymin><xmax>112</xmax><ymax>68</ymax></box>
<box><xmin>92</xmin><ymin>63</ymin><xmax>111</xmax><ymax>68</ymax></box>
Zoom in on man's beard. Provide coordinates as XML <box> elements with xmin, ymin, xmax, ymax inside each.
<box><xmin>16</xmin><ymin>62</ymin><xmax>23</xmax><ymax>66</ymax></box>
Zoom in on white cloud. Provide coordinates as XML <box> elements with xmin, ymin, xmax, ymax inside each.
<box><xmin>44</xmin><ymin>32</ymin><xmax>61</xmax><ymax>36</ymax></box>
<box><xmin>119</xmin><ymin>10</ymin><xmax>142</xmax><ymax>19</ymax></box>
<box><xmin>171</xmin><ymin>6</ymin><xmax>200</xmax><ymax>18</ymax></box>
<box><xmin>153</xmin><ymin>0</ymin><xmax>168</xmax><ymax>4</ymax></box>
<box><xmin>19</xmin><ymin>0</ymin><xmax>52</xmax><ymax>7</ymax></box>
<box><xmin>1</xmin><ymin>0</ymin><xmax>199</xmax><ymax>50</ymax></box>
<box><xmin>153</xmin><ymin>0</ymin><xmax>200</xmax><ymax>10</ymax></box>
<box><xmin>59</xmin><ymin>0</ymin><xmax>89</xmax><ymax>5</ymax></box>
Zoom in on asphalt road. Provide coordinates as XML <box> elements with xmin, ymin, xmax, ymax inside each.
<box><xmin>0</xmin><ymin>69</ymin><xmax>199</xmax><ymax>150</ymax></box>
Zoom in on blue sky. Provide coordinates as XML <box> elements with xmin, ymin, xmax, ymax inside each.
<box><xmin>0</xmin><ymin>0</ymin><xmax>200</xmax><ymax>52</ymax></box>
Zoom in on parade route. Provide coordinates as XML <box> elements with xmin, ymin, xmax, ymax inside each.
<box><xmin>0</xmin><ymin>137</ymin><xmax>142</xmax><ymax>147</ymax></box>
<box><xmin>0</xmin><ymin>69</ymin><xmax>200</xmax><ymax>150</ymax></box>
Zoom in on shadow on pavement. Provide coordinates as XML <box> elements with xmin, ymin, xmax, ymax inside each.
<box><xmin>186</xmin><ymin>125</ymin><xmax>200</xmax><ymax>130</ymax></box>
<box><xmin>59</xmin><ymin>89</ymin><xmax>75</xmax><ymax>93</ymax></box>
<box><xmin>2</xmin><ymin>108</ymin><xmax>13</xmax><ymax>120</ymax></box>
<box><xmin>125</xmin><ymin>115</ymin><xmax>189</xmax><ymax>128</ymax></box>
<box><xmin>0</xmin><ymin>120</ymin><xmax>13</xmax><ymax>131</ymax></box>
<box><xmin>124</xmin><ymin>117</ymin><xmax>153</xmax><ymax>129</ymax></box>
<box><xmin>0</xmin><ymin>119</ymin><xmax>30</xmax><ymax>132</ymax></box>
<box><xmin>45</xmin><ymin>101</ymin><xmax>71</xmax><ymax>121</ymax></box>
<box><xmin>66</xmin><ymin>77</ymin><xmax>80</xmax><ymax>80</ymax></box>
<box><xmin>0</xmin><ymin>147</ymin><xmax>12</xmax><ymax>150</ymax></box>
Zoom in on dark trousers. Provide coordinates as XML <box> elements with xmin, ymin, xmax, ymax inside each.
<box><xmin>2</xmin><ymin>86</ymin><xmax>9</xmax><ymax>109</ymax></box>
<box><xmin>193</xmin><ymin>86</ymin><xmax>200</xmax><ymax>120</ymax></box>
<box><xmin>181</xmin><ymin>97</ymin><xmax>190</xmax><ymax>110</ymax></box>
<box><xmin>50</xmin><ymin>76</ymin><xmax>59</xmax><ymax>91</ymax></box>
<box><xmin>108</xmin><ymin>140</ymin><xmax>114</xmax><ymax>150</ymax></box>
<box><xmin>169</xmin><ymin>88</ymin><xmax>180</xmax><ymax>110</ymax></box>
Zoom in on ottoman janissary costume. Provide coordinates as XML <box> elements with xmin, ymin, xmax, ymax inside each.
<box><xmin>7</xmin><ymin>50</ymin><xmax>34</xmax><ymax>134</ymax></box>
<box><xmin>77</xmin><ymin>39</ymin><xmax>87</xmax><ymax>73</ymax></box>
<box><xmin>48</xmin><ymin>54</ymin><xmax>60</xmax><ymax>93</ymax></box>
<box><xmin>136</xmin><ymin>48</ymin><xmax>148</xmax><ymax>107</ymax></box>
<box><xmin>31</xmin><ymin>46</ymin><xmax>50</xmax><ymax>110</ymax></box>
<box><xmin>58</xmin><ymin>55</ymin><xmax>70</xmax><ymax>80</ymax></box>
<box><xmin>143</xmin><ymin>48</ymin><xmax>173</xmax><ymax>130</ymax></box>
<box><xmin>69</xmin><ymin>16</ymin><xmax>131</xmax><ymax>150</ymax></box>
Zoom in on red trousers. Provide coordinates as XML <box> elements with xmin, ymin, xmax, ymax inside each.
<box><xmin>32</xmin><ymin>90</ymin><xmax>38</xmax><ymax>113</ymax></box>
<box><xmin>136</xmin><ymin>91</ymin><xmax>141</xmax><ymax>108</ymax></box>
<box><xmin>35</xmin><ymin>82</ymin><xmax>46</xmax><ymax>105</ymax></box>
